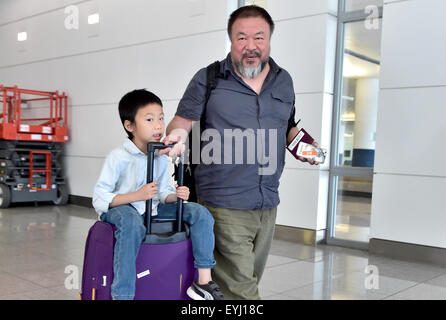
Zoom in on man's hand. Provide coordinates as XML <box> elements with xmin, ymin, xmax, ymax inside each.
<box><xmin>136</xmin><ymin>182</ymin><xmax>158</xmax><ymax>201</ymax></box>
<box><xmin>297</xmin><ymin>141</ymin><xmax>320</xmax><ymax>166</ymax></box>
<box><xmin>159</xmin><ymin>135</ymin><xmax>185</xmax><ymax>158</ymax></box>
<box><xmin>160</xmin><ymin>116</ymin><xmax>192</xmax><ymax>157</ymax></box>
<box><xmin>287</xmin><ymin>128</ymin><xmax>320</xmax><ymax>166</ymax></box>
<box><xmin>175</xmin><ymin>184</ymin><xmax>190</xmax><ymax>201</ymax></box>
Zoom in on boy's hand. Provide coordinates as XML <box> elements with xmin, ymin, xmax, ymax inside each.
<box><xmin>136</xmin><ymin>182</ymin><xmax>158</xmax><ymax>201</ymax></box>
<box><xmin>175</xmin><ymin>184</ymin><xmax>189</xmax><ymax>201</ymax></box>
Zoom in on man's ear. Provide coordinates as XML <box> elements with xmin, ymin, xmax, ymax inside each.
<box><xmin>124</xmin><ymin>120</ymin><xmax>135</xmax><ymax>133</ymax></box>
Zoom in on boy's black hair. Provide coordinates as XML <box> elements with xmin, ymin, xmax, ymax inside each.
<box><xmin>227</xmin><ymin>5</ymin><xmax>275</xmax><ymax>40</ymax></box>
<box><xmin>118</xmin><ymin>89</ymin><xmax>163</xmax><ymax>139</ymax></box>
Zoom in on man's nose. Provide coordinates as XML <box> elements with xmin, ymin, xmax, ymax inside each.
<box><xmin>246</xmin><ymin>37</ymin><xmax>256</xmax><ymax>50</ymax></box>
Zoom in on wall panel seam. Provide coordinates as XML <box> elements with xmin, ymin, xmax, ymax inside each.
<box><xmin>0</xmin><ymin>0</ymin><xmax>90</xmax><ymax>27</ymax></box>
<box><xmin>374</xmin><ymin>172</ymin><xmax>446</xmax><ymax>179</ymax></box>
<box><xmin>0</xmin><ymin>28</ymin><xmax>226</xmax><ymax>69</ymax></box>
<box><xmin>384</xmin><ymin>0</ymin><xmax>412</xmax><ymax>6</ymax></box>
<box><xmin>275</xmin><ymin>12</ymin><xmax>337</xmax><ymax>24</ymax></box>
<box><xmin>380</xmin><ymin>84</ymin><xmax>446</xmax><ymax>90</ymax></box>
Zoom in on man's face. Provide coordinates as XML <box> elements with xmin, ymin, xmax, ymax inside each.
<box><xmin>230</xmin><ymin>16</ymin><xmax>271</xmax><ymax>79</ymax></box>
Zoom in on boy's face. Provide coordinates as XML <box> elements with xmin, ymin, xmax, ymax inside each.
<box><xmin>125</xmin><ymin>103</ymin><xmax>165</xmax><ymax>145</ymax></box>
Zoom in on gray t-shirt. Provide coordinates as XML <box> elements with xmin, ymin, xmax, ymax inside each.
<box><xmin>176</xmin><ymin>53</ymin><xmax>296</xmax><ymax>210</ymax></box>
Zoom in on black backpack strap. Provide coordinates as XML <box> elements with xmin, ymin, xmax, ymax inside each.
<box><xmin>197</xmin><ymin>60</ymin><xmax>221</xmax><ymax>160</ymax></box>
<box><xmin>287</xmin><ymin>104</ymin><xmax>297</xmax><ymax>136</ymax></box>
<box><xmin>195</xmin><ymin>60</ymin><xmax>220</xmax><ymax>169</ymax></box>
<box><xmin>203</xmin><ymin>60</ymin><xmax>222</xmax><ymax>119</ymax></box>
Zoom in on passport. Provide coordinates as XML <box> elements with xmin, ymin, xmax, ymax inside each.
<box><xmin>286</xmin><ymin>128</ymin><xmax>326</xmax><ymax>164</ymax></box>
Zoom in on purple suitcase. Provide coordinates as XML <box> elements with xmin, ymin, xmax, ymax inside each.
<box><xmin>80</xmin><ymin>142</ymin><xmax>197</xmax><ymax>300</ymax></box>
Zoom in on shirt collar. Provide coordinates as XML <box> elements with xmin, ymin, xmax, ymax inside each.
<box><xmin>123</xmin><ymin>139</ymin><xmax>145</xmax><ymax>155</ymax></box>
<box><xmin>123</xmin><ymin>139</ymin><xmax>163</xmax><ymax>157</ymax></box>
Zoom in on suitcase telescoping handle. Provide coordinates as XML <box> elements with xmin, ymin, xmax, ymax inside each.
<box><xmin>145</xmin><ymin>142</ymin><xmax>184</xmax><ymax>235</ymax></box>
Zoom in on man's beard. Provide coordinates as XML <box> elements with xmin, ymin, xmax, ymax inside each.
<box><xmin>232</xmin><ymin>51</ymin><xmax>269</xmax><ymax>79</ymax></box>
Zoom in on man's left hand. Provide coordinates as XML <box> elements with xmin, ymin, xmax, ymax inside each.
<box><xmin>297</xmin><ymin>141</ymin><xmax>320</xmax><ymax>166</ymax></box>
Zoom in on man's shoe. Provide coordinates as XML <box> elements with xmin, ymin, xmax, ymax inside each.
<box><xmin>186</xmin><ymin>281</ymin><xmax>225</xmax><ymax>300</ymax></box>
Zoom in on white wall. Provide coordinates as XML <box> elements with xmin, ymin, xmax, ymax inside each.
<box><xmin>271</xmin><ymin>1</ymin><xmax>337</xmax><ymax>230</ymax></box>
<box><xmin>370</xmin><ymin>0</ymin><xmax>446</xmax><ymax>248</ymax></box>
<box><xmin>0</xmin><ymin>0</ymin><xmax>230</xmax><ymax>197</ymax></box>
<box><xmin>0</xmin><ymin>0</ymin><xmax>337</xmax><ymax>233</ymax></box>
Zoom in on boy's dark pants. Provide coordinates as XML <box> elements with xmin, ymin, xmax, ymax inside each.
<box><xmin>199</xmin><ymin>200</ymin><xmax>277</xmax><ymax>300</ymax></box>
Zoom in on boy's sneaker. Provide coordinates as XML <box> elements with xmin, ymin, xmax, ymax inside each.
<box><xmin>186</xmin><ymin>281</ymin><xmax>224</xmax><ymax>300</ymax></box>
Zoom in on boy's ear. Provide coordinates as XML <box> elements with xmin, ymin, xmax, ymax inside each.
<box><xmin>124</xmin><ymin>120</ymin><xmax>135</xmax><ymax>133</ymax></box>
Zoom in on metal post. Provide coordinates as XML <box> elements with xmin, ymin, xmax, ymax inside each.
<box><xmin>2</xmin><ymin>87</ymin><xmax>6</xmax><ymax>128</ymax></box>
<box><xmin>176</xmin><ymin>153</ymin><xmax>185</xmax><ymax>232</ymax></box>
<box><xmin>17</xmin><ymin>90</ymin><xmax>21</xmax><ymax>129</ymax></box>
<box><xmin>50</xmin><ymin>94</ymin><xmax>53</xmax><ymax>130</ymax></box>
<box><xmin>64</xmin><ymin>94</ymin><xmax>68</xmax><ymax>127</ymax></box>
<box><xmin>13</xmin><ymin>86</ymin><xmax>18</xmax><ymax>125</ymax></box>
<box><xmin>55</xmin><ymin>91</ymin><xmax>59</xmax><ymax>128</ymax></box>
<box><xmin>145</xmin><ymin>149</ymin><xmax>155</xmax><ymax>234</ymax></box>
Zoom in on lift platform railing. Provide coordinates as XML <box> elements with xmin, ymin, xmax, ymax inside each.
<box><xmin>0</xmin><ymin>85</ymin><xmax>68</xmax><ymax>142</ymax></box>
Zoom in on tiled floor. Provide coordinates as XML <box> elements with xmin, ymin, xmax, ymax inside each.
<box><xmin>1</xmin><ymin>204</ymin><xmax>446</xmax><ymax>300</ymax></box>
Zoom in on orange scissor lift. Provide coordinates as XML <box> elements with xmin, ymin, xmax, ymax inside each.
<box><xmin>0</xmin><ymin>85</ymin><xmax>69</xmax><ymax>208</ymax></box>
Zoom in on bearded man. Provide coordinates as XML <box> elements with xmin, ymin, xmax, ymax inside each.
<box><xmin>162</xmin><ymin>5</ymin><xmax>318</xmax><ymax>300</ymax></box>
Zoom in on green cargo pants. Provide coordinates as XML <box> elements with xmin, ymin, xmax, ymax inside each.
<box><xmin>198</xmin><ymin>200</ymin><xmax>277</xmax><ymax>300</ymax></box>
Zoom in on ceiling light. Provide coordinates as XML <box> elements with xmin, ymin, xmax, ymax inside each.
<box><xmin>88</xmin><ymin>13</ymin><xmax>100</xmax><ymax>25</ymax></box>
<box><xmin>17</xmin><ymin>31</ymin><xmax>27</xmax><ymax>42</ymax></box>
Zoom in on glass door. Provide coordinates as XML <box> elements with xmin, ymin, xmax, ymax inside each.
<box><xmin>326</xmin><ymin>0</ymin><xmax>383</xmax><ymax>249</ymax></box>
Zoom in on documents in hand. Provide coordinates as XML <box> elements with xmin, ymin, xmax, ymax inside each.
<box><xmin>286</xmin><ymin>128</ymin><xmax>327</xmax><ymax>164</ymax></box>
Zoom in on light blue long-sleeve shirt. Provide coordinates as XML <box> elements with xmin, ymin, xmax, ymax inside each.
<box><xmin>92</xmin><ymin>139</ymin><xmax>176</xmax><ymax>217</ymax></box>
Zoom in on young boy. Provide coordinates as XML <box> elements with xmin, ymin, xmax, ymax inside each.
<box><xmin>92</xmin><ymin>89</ymin><xmax>224</xmax><ymax>300</ymax></box>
